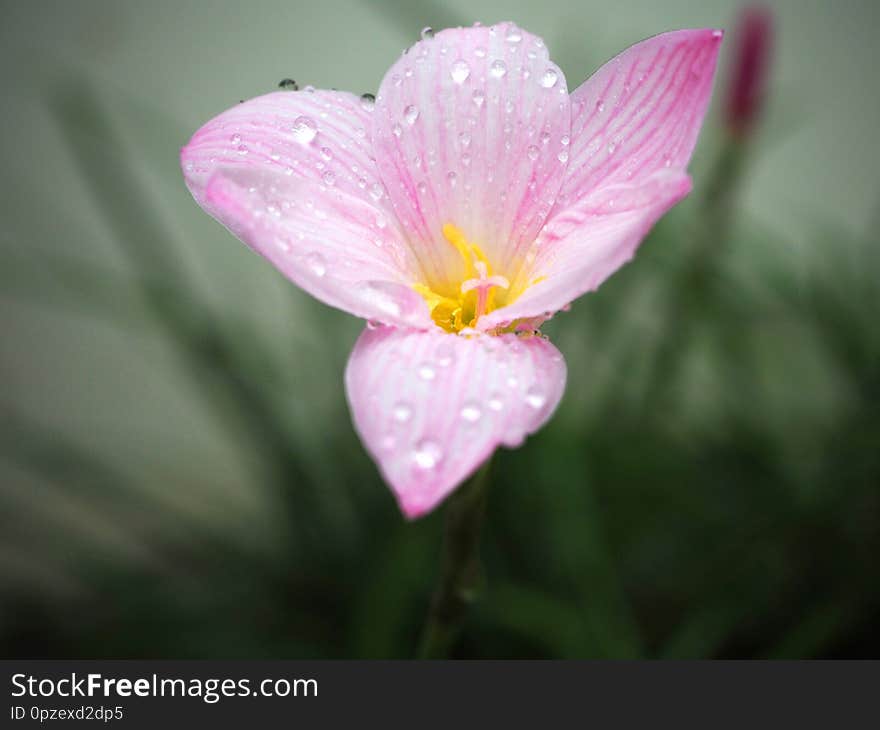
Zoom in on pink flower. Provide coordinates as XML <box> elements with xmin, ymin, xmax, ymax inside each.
<box><xmin>181</xmin><ymin>23</ymin><xmax>722</xmax><ymax>518</ymax></box>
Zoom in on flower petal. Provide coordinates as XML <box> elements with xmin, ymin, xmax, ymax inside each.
<box><xmin>345</xmin><ymin>326</ymin><xmax>566</xmax><ymax>518</ymax></box>
<box><xmin>556</xmin><ymin>29</ymin><xmax>721</xmax><ymax>208</ymax></box>
<box><xmin>202</xmin><ymin>170</ymin><xmax>431</xmax><ymax>326</ymax></box>
<box><xmin>373</xmin><ymin>22</ymin><xmax>571</xmax><ymax>292</ymax></box>
<box><xmin>181</xmin><ymin>90</ymin><xmax>430</xmax><ymax>326</ymax></box>
<box><xmin>478</xmin><ymin>171</ymin><xmax>692</xmax><ymax>330</ymax></box>
<box><xmin>182</xmin><ymin>89</ymin><xmax>387</xmax><ymax>214</ymax></box>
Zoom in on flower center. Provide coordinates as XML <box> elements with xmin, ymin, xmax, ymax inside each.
<box><xmin>413</xmin><ymin>224</ymin><xmax>510</xmax><ymax>333</ymax></box>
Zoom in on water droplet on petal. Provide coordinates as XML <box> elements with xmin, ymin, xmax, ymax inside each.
<box><xmin>525</xmin><ymin>386</ymin><xmax>546</xmax><ymax>409</ymax></box>
<box><xmin>472</xmin><ymin>89</ymin><xmax>486</xmax><ymax>108</ymax></box>
<box><xmin>381</xmin><ymin>434</ymin><xmax>396</xmax><ymax>451</ymax></box>
<box><xmin>322</xmin><ymin>170</ymin><xmax>336</xmax><ymax>186</ymax></box>
<box><xmin>527</xmin><ymin>145</ymin><xmax>539</xmax><ymax>161</ymax></box>
<box><xmin>412</xmin><ymin>439</ymin><xmax>442</xmax><ymax>470</ymax></box>
<box><xmin>278</xmin><ymin>78</ymin><xmax>298</xmax><ymax>90</ymax></box>
<box><xmin>360</xmin><ymin>92</ymin><xmax>376</xmax><ymax>110</ymax></box>
<box><xmin>420</xmin><ymin>26</ymin><xmax>434</xmax><ymax>40</ymax></box>
<box><xmin>392</xmin><ymin>401</ymin><xmax>413</xmax><ymax>423</ymax></box>
<box><xmin>557</xmin><ymin>149</ymin><xmax>569</xmax><ymax>163</ymax></box>
<box><xmin>306</xmin><ymin>252</ymin><xmax>326</xmax><ymax>277</ymax></box>
<box><xmin>450</xmin><ymin>59</ymin><xmax>471</xmax><ymax>84</ymax></box>
<box><xmin>489</xmin><ymin>60</ymin><xmax>507</xmax><ymax>78</ymax></box>
<box><xmin>505</xmin><ymin>28</ymin><xmax>523</xmax><ymax>44</ymax></box>
<box><xmin>230</xmin><ymin>133</ymin><xmax>242</xmax><ymax>144</ymax></box>
<box><xmin>291</xmin><ymin>116</ymin><xmax>317</xmax><ymax>144</ymax></box>
<box><xmin>404</xmin><ymin>105</ymin><xmax>420</xmax><ymax>125</ymax></box>
<box><xmin>461</xmin><ymin>401</ymin><xmax>482</xmax><ymax>422</ymax></box>
<box><xmin>418</xmin><ymin>362</ymin><xmax>436</xmax><ymax>380</ymax></box>
<box><xmin>540</xmin><ymin>69</ymin><xmax>558</xmax><ymax>88</ymax></box>
<box><xmin>435</xmin><ymin>343</ymin><xmax>456</xmax><ymax>366</ymax></box>
<box><xmin>474</xmin><ymin>46</ymin><xmax>487</xmax><ymax>58</ymax></box>
<box><xmin>488</xmin><ymin>393</ymin><xmax>504</xmax><ymax>411</ymax></box>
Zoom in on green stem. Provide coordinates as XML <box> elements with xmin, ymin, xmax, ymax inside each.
<box><xmin>417</xmin><ymin>458</ymin><xmax>493</xmax><ymax>659</ymax></box>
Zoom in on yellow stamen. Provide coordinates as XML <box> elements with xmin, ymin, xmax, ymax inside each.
<box><xmin>414</xmin><ymin>223</ymin><xmax>541</xmax><ymax>334</ymax></box>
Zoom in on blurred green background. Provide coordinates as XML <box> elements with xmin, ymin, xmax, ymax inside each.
<box><xmin>1</xmin><ymin>0</ymin><xmax>878</xmax><ymax>658</ymax></box>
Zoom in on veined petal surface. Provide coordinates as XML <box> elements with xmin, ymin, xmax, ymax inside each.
<box><xmin>556</xmin><ymin>29</ymin><xmax>721</xmax><ymax>208</ymax></box>
<box><xmin>373</xmin><ymin>22</ymin><xmax>571</xmax><ymax>294</ymax></box>
<box><xmin>345</xmin><ymin>326</ymin><xmax>566</xmax><ymax>517</ymax></box>
<box><xmin>182</xmin><ymin>90</ymin><xmax>430</xmax><ymax>326</ymax></box>
<box><xmin>478</xmin><ymin>171</ymin><xmax>692</xmax><ymax>329</ymax></box>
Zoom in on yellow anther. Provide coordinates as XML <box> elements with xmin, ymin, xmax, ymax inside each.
<box><xmin>416</xmin><ymin>223</ymin><xmax>539</xmax><ymax>334</ymax></box>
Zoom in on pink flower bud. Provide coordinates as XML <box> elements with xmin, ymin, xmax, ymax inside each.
<box><xmin>725</xmin><ymin>6</ymin><xmax>774</xmax><ymax>138</ymax></box>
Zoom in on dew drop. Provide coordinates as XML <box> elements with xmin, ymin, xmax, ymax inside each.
<box><xmin>306</xmin><ymin>252</ymin><xmax>326</xmax><ymax>277</ymax></box>
<box><xmin>460</xmin><ymin>401</ymin><xmax>482</xmax><ymax>422</ymax></box>
<box><xmin>435</xmin><ymin>344</ymin><xmax>455</xmax><ymax>367</ymax></box>
<box><xmin>472</xmin><ymin>89</ymin><xmax>486</xmax><ymax>108</ymax></box>
<box><xmin>525</xmin><ymin>386</ymin><xmax>546</xmax><ymax>409</ymax></box>
<box><xmin>540</xmin><ymin>69</ymin><xmax>558</xmax><ymax>88</ymax></box>
<box><xmin>474</xmin><ymin>46</ymin><xmax>487</xmax><ymax>58</ymax></box>
<box><xmin>420</xmin><ymin>26</ymin><xmax>434</xmax><ymax>40</ymax></box>
<box><xmin>360</xmin><ymin>92</ymin><xmax>376</xmax><ymax>110</ymax></box>
<box><xmin>418</xmin><ymin>362</ymin><xmax>436</xmax><ymax>380</ymax></box>
<box><xmin>322</xmin><ymin>170</ymin><xmax>336</xmax><ymax>186</ymax></box>
<box><xmin>291</xmin><ymin>116</ymin><xmax>317</xmax><ymax>144</ymax></box>
<box><xmin>392</xmin><ymin>401</ymin><xmax>413</xmax><ymax>423</ymax></box>
<box><xmin>380</xmin><ymin>434</ymin><xmax>396</xmax><ymax>451</ymax></box>
<box><xmin>488</xmin><ymin>392</ymin><xmax>505</xmax><ymax>411</ymax></box>
<box><xmin>458</xmin><ymin>131</ymin><xmax>472</xmax><ymax>147</ymax></box>
<box><xmin>489</xmin><ymin>60</ymin><xmax>507</xmax><ymax>78</ymax></box>
<box><xmin>278</xmin><ymin>78</ymin><xmax>298</xmax><ymax>90</ymax></box>
<box><xmin>505</xmin><ymin>28</ymin><xmax>523</xmax><ymax>44</ymax></box>
<box><xmin>557</xmin><ymin>149</ymin><xmax>569</xmax><ymax>163</ymax></box>
<box><xmin>404</xmin><ymin>105</ymin><xmax>420</xmax><ymax>125</ymax></box>
<box><xmin>450</xmin><ymin>59</ymin><xmax>471</xmax><ymax>84</ymax></box>
<box><xmin>412</xmin><ymin>439</ymin><xmax>442</xmax><ymax>470</ymax></box>
<box><xmin>229</xmin><ymin>133</ymin><xmax>242</xmax><ymax>144</ymax></box>
<box><xmin>527</xmin><ymin>145</ymin><xmax>539</xmax><ymax>161</ymax></box>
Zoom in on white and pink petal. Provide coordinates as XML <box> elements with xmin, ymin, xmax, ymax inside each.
<box><xmin>479</xmin><ymin>170</ymin><xmax>692</xmax><ymax>330</ymax></box>
<box><xmin>557</xmin><ymin>29</ymin><xmax>722</xmax><ymax>209</ymax></box>
<box><xmin>372</xmin><ymin>22</ymin><xmax>572</xmax><ymax>293</ymax></box>
<box><xmin>201</xmin><ymin>168</ymin><xmax>431</xmax><ymax>327</ymax></box>
<box><xmin>181</xmin><ymin>90</ymin><xmax>431</xmax><ymax>327</ymax></box>
<box><xmin>345</xmin><ymin>326</ymin><xmax>566</xmax><ymax>517</ymax></box>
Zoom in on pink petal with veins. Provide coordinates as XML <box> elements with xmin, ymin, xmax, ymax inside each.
<box><xmin>181</xmin><ymin>90</ymin><xmax>431</xmax><ymax>327</ymax></box>
<box><xmin>345</xmin><ymin>326</ymin><xmax>566</xmax><ymax>518</ymax></box>
<box><xmin>372</xmin><ymin>22</ymin><xmax>571</xmax><ymax>290</ymax></box>
<box><xmin>478</xmin><ymin>171</ymin><xmax>692</xmax><ymax>330</ymax></box>
<box><xmin>556</xmin><ymin>29</ymin><xmax>721</xmax><ymax>209</ymax></box>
